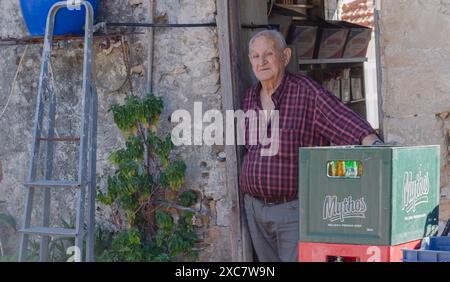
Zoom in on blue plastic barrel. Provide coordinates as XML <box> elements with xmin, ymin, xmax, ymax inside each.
<box><xmin>20</xmin><ymin>0</ymin><xmax>100</xmax><ymax>36</ymax></box>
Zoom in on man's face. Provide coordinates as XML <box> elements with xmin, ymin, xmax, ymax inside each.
<box><xmin>249</xmin><ymin>36</ymin><xmax>287</xmax><ymax>83</ymax></box>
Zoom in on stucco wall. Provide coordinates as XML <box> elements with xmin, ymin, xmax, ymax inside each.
<box><xmin>380</xmin><ymin>0</ymin><xmax>450</xmax><ymax>228</ymax></box>
<box><xmin>0</xmin><ymin>0</ymin><xmax>231</xmax><ymax>261</ymax></box>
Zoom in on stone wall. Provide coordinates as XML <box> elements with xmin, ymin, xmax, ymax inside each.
<box><xmin>0</xmin><ymin>0</ymin><xmax>232</xmax><ymax>261</ymax></box>
<box><xmin>380</xmin><ymin>0</ymin><xmax>450</xmax><ymax>229</ymax></box>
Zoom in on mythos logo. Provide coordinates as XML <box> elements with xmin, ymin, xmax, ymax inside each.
<box><xmin>402</xmin><ymin>170</ymin><xmax>430</xmax><ymax>213</ymax></box>
<box><xmin>323</xmin><ymin>195</ymin><xmax>367</xmax><ymax>223</ymax></box>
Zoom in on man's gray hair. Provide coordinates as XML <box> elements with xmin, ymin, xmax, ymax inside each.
<box><xmin>249</xmin><ymin>29</ymin><xmax>287</xmax><ymax>52</ymax></box>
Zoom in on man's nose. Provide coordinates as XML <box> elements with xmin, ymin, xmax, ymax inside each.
<box><xmin>257</xmin><ymin>55</ymin><xmax>267</xmax><ymax>65</ymax></box>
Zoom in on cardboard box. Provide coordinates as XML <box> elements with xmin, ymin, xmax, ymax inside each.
<box><xmin>332</xmin><ymin>21</ymin><xmax>372</xmax><ymax>58</ymax></box>
<box><xmin>276</xmin><ymin>0</ymin><xmax>294</xmax><ymax>4</ymax></box>
<box><xmin>340</xmin><ymin>68</ymin><xmax>351</xmax><ymax>103</ymax></box>
<box><xmin>269</xmin><ymin>13</ymin><xmax>292</xmax><ymax>39</ymax></box>
<box><xmin>322</xmin><ymin>79</ymin><xmax>330</xmax><ymax>92</ymax></box>
<box><xmin>330</xmin><ymin>78</ymin><xmax>341</xmax><ymax>100</ymax></box>
<box><xmin>316</xmin><ymin>21</ymin><xmax>349</xmax><ymax>59</ymax></box>
<box><xmin>286</xmin><ymin>20</ymin><xmax>318</xmax><ymax>59</ymax></box>
<box><xmin>350</xmin><ymin>68</ymin><xmax>364</xmax><ymax>100</ymax></box>
<box><xmin>323</xmin><ymin>71</ymin><xmax>341</xmax><ymax>100</ymax></box>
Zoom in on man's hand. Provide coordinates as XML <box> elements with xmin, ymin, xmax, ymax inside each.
<box><xmin>384</xmin><ymin>141</ymin><xmax>399</xmax><ymax>146</ymax></box>
<box><xmin>362</xmin><ymin>134</ymin><xmax>399</xmax><ymax>146</ymax></box>
<box><xmin>361</xmin><ymin>134</ymin><xmax>382</xmax><ymax>146</ymax></box>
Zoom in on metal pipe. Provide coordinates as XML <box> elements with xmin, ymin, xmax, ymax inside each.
<box><xmin>374</xmin><ymin>0</ymin><xmax>384</xmax><ymax>140</ymax></box>
<box><xmin>147</xmin><ymin>0</ymin><xmax>155</xmax><ymax>95</ymax></box>
<box><xmin>0</xmin><ymin>21</ymin><xmax>281</xmax><ymax>48</ymax></box>
<box><xmin>144</xmin><ymin>0</ymin><xmax>156</xmax><ymax>173</ymax></box>
<box><xmin>106</xmin><ymin>22</ymin><xmax>279</xmax><ymax>30</ymax></box>
<box><xmin>0</xmin><ymin>32</ymin><xmax>144</xmax><ymax>47</ymax></box>
<box><xmin>241</xmin><ymin>24</ymin><xmax>279</xmax><ymax>30</ymax></box>
<box><xmin>106</xmin><ymin>22</ymin><xmax>217</xmax><ymax>28</ymax></box>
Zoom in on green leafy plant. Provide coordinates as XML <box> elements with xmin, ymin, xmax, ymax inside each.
<box><xmin>97</xmin><ymin>94</ymin><xmax>199</xmax><ymax>261</ymax></box>
<box><xmin>47</xmin><ymin>218</ymin><xmax>75</xmax><ymax>262</ymax></box>
<box><xmin>0</xmin><ymin>210</ymin><xmax>17</xmax><ymax>259</ymax></box>
<box><xmin>0</xmin><ymin>206</ymin><xmax>114</xmax><ymax>262</ymax></box>
<box><xmin>23</xmin><ymin>218</ymin><xmax>75</xmax><ymax>262</ymax></box>
<box><xmin>0</xmin><ymin>212</ymin><xmax>16</xmax><ymax>232</ymax></box>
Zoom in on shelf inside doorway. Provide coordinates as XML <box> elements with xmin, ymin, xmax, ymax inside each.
<box><xmin>274</xmin><ymin>3</ymin><xmax>316</xmax><ymax>13</ymax></box>
<box><xmin>299</xmin><ymin>57</ymin><xmax>368</xmax><ymax>65</ymax></box>
<box><xmin>345</xmin><ymin>98</ymin><xmax>366</xmax><ymax>105</ymax></box>
<box><xmin>270</xmin><ymin>3</ymin><xmax>317</xmax><ymax>18</ymax></box>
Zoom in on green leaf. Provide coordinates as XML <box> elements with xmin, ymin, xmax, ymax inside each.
<box><xmin>155</xmin><ymin>210</ymin><xmax>175</xmax><ymax>230</ymax></box>
<box><xmin>109</xmin><ymin>95</ymin><xmax>164</xmax><ymax>133</ymax></box>
<box><xmin>97</xmin><ymin>189</ymin><xmax>114</xmax><ymax>205</ymax></box>
<box><xmin>179</xmin><ymin>190</ymin><xmax>197</xmax><ymax>207</ymax></box>
<box><xmin>168</xmin><ymin>233</ymin><xmax>185</xmax><ymax>255</ymax></box>
<box><xmin>153</xmin><ymin>253</ymin><xmax>170</xmax><ymax>262</ymax></box>
<box><xmin>59</xmin><ymin>217</ymin><xmax>74</xmax><ymax>229</ymax></box>
<box><xmin>143</xmin><ymin>95</ymin><xmax>164</xmax><ymax>125</ymax></box>
<box><xmin>0</xmin><ymin>212</ymin><xmax>17</xmax><ymax>232</ymax></box>
<box><xmin>109</xmin><ymin>136</ymin><xmax>145</xmax><ymax>165</ymax></box>
<box><xmin>181</xmin><ymin>211</ymin><xmax>195</xmax><ymax>224</ymax></box>
<box><xmin>147</xmin><ymin>132</ymin><xmax>173</xmax><ymax>167</ymax></box>
<box><xmin>159</xmin><ymin>160</ymin><xmax>186</xmax><ymax>191</ymax></box>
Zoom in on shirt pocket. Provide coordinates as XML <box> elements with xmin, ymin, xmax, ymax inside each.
<box><xmin>277</xmin><ymin>129</ymin><xmax>301</xmax><ymax>159</ymax></box>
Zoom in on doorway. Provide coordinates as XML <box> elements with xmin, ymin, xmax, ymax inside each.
<box><xmin>238</xmin><ymin>0</ymin><xmax>382</xmax><ymax>132</ymax></box>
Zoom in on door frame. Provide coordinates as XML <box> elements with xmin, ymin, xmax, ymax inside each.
<box><xmin>216</xmin><ymin>0</ymin><xmax>253</xmax><ymax>261</ymax></box>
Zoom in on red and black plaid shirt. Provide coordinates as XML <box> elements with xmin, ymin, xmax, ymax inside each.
<box><xmin>240</xmin><ymin>72</ymin><xmax>376</xmax><ymax>200</ymax></box>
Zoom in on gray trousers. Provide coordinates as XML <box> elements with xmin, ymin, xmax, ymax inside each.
<box><xmin>244</xmin><ymin>194</ymin><xmax>299</xmax><ymax>262</ymax></box>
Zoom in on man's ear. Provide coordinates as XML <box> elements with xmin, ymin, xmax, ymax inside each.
<box><xmin>283</xmin><ymin>47</ymin><xmax>292</xmax><ymax>66</ymax></box>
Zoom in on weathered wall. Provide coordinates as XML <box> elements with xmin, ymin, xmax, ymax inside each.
<box><xmin>0</xmin><ymin>0</ymin><xmax>232</xmax><ymax>261</ymax></box>
<box><xmin>380</xmin><ymin>0</ymin><xmax>450</xmax><ymax>228</ymax></box>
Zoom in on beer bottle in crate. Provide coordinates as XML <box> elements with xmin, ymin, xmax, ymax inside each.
<box><xmin>327</xmin><ymin>161</ymin><xmax>335</xmax><ymax>177</ymax></box>
<box><xmin>336</xmin><ymin>161</ymin><xmax>345</xmax><ymax>177</ymax></box>
<box><xmin>345</xmin><ymin>161</ymin><xmax>358</xmax><ymax>178</ymax></box>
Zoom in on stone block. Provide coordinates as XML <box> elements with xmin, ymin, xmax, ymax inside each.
<box><xmin>0</xmin><ymin>160</ymin><xmax>3</xmax><ymax>183</ymax></box>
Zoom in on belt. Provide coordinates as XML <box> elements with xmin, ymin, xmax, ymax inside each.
<box><xmin>251</xmin><ymin>195</ymin><xmax>297</xmax><ymax>205</ymax></box>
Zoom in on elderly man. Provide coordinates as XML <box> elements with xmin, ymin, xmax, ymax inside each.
<box><xmin>240</xmin><ymin>30</ymin><xmax>381</xmax><ymax>262</ymax></box>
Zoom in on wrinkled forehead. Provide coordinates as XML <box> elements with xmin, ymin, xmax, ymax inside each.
<box><xmin>249</xmin><ymin>35</ymin><xmax>278</xmax><ymax>53</ymax></box>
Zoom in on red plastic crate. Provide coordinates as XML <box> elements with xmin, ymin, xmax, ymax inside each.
<box><xmin>298</xmin><ymin>240</ymin><xmax>421</xmax><ymax>262</ymax></box>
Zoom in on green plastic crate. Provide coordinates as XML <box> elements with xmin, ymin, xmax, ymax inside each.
<box><xmin>299</xmin><ymin>146</ymin><xmax>440</xmax><ymax>246</ymax></box>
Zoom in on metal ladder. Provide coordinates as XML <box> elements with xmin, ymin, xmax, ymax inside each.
<box><xmin>18</xmin><ymin>1</ymin><xmax>97</xmax><ymax>262</ymax></box>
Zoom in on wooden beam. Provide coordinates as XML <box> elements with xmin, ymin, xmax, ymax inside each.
<box><xmin>216</xmin><ymin>0</ymin><xmax>253</xmax><ymax>262</ymax></box>
<box><xmin>239</xmin><ymin>0</ymin><xmax>269</xmax><ymax>92</ymax></box>
<box><xmin>374</xmin><ymin>6</ymin><xmax>384</xmax><ymax>140</ymax></box>
<box><xmin>311</xmin><ymin>0</ymin><xmax>325</xmax><ymax>18</ymax></box>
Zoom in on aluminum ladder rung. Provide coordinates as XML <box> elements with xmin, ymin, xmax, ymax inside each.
<box><xmin>25</xmin><ymin>180</ymin><xmax>80</xmax><ymax>188</ymax></box>
<box><xmin>37</xmin><ymin>136</ymin><xmax>80</xmax><ymax>142</ymax></box>
<box><xmin>19</xmin><ymin>227</ymin><xmax>77</xmax><ymax>237</ymax></box>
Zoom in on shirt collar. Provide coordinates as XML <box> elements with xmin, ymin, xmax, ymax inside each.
<box><xmin>253</xmin><ymin>72</ymin><xmax>291</xmax><ymax>109</ymax></box>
